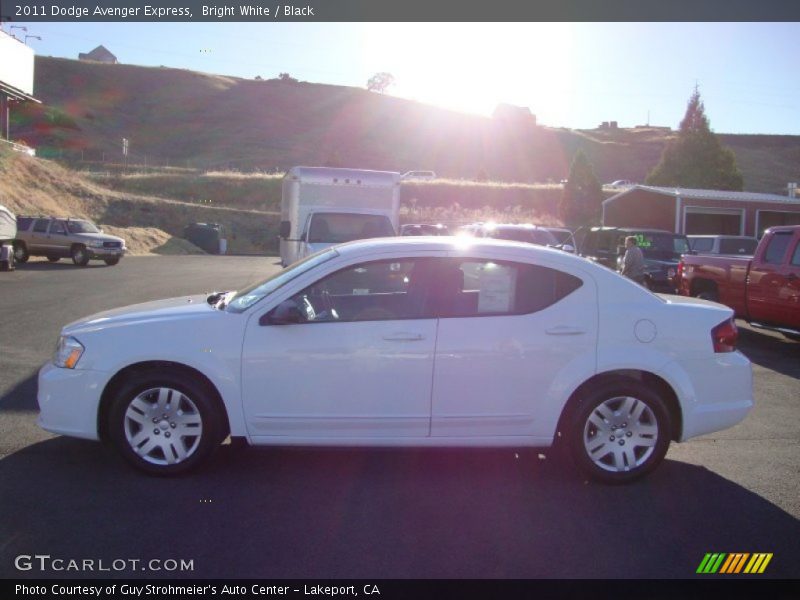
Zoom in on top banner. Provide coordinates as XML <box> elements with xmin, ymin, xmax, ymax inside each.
<box><xmin>3</xmin><ymin>0</ymin><xmax>800</xmax><ymax>22</ymax></box>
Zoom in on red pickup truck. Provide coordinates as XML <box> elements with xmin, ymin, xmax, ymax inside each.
<box><xmin>678</xmin><ymin>225</ymin><xmax>800</xmax><ymax>340</ymax></box>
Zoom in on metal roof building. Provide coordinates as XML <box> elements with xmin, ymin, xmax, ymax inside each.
<box><xmin>603</xmin><ymin>185</ymin><xmax>800</xmax><ymax>237</ymax></box>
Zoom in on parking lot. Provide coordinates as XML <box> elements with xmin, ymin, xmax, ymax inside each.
<box><xmin>1</xmin><ymin>256</ymin><xmax>798</xmax><ymax>579</ymax></box>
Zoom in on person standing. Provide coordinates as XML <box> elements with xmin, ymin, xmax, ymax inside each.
<box><xmin>621</xmin><ymin>236</ymin><xmax>646</xmax><ymax>285</ymax></box>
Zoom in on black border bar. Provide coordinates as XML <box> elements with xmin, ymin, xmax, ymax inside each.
<box><xmin>3</xmin><ymin>0</ymin><xmax>800</xmax><ymax>22</ymax></box>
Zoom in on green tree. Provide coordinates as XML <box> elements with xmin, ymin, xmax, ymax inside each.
<box><xmin>559</xmin><ymin>150</ymin><xmax>603</xmax><ymax>226</ymax></box>
<box><xmin>646</xmin><ymin>90</ymin><xmax>743</xmax><ymax>190</ymax></box>
<box><xmin>366</xmin><ymin>72</ymin><xmax>395</xmax><ymax>93</ymax></box>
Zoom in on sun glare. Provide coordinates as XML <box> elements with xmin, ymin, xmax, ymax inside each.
<box><xmin>364</xmin><ymin>23</ymin><xmax>575</xmax><ymax>122</ymax></box>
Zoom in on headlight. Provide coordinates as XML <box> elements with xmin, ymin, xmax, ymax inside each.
<box><xmin>53</xmin><ymin>336</ymin><xmax>84</xmax><ymax>369</ymax></box>
<box><xmin>88</xmin><ymin>240</ymin><xmax>104</xmax><ymax>248</ymax></box>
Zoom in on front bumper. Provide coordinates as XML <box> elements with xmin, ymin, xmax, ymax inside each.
<box><xmin>37</xmin><ymin>362</ymin><xmax>111</xmax><ymax>441</ymax></box>
<box><xmin>86</xmin><ymin>246</ymin><xmax>126</xmax><ymax>259</ymax></box>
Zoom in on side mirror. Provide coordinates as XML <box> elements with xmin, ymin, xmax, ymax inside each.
<box><xmin>279</xmin><ymin>221</ymin><xmax>290</xmax><ymax>239</ymax></box>
<box><xmin>562</xmin><ymin>244</ymin><xmax>575</xmax><ymax>253</ymax></box>
<box><xmin>260</xmin><ymin>300</ymin><xmax>305</xmax><ymax>326</ymax></box>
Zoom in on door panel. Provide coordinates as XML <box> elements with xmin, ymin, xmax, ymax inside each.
<box><xmin>431</xmin><ymin>259</ymin><xmax>597</xmax><ymax>438</ymax></box>
<box><xmin>241</xmin><ymin>257</ymin><xmax>440</xmax><ymax>438</ymax></box>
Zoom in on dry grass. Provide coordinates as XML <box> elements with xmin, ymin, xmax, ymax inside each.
<box><xmin>0</xmin><ymin>149</ymin><xmax>281</xmax><ymax>254</ymax></box>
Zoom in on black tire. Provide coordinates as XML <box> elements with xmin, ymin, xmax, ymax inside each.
<box><xmin>568</xmin><ymin>379</ymin><xmax>671</xmax><ymax>484</ymax></box>
<box><xmin>46</xmin><ymin>255</ymin><xmax>60</xmax><ymax>263</ymax></box>
<box><xmin>71</xmin><ymin>245</ymin><xmax>90</xmax><ymax>266</ymax></box>
<box><xmin>13</xmin><ymin>243</ymin><xmax>29</xmax><ymax>264</ymax></box>
<box><xmin>104</xmin><ymin>257</ymin><xmax>120</xmax><ymax>266</ymax></box>
<box><xmin>108</xmin><ymin>370</ymin><xmax>226</xmax><ymax>475</ymax></box>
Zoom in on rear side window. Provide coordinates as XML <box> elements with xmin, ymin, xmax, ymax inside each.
<box><xmin>33</xmin><ymin>219</ymin><xmax>49</xmax><ymax>233</ymax></box>
<box><xmin>719</xmin><ymin>238</ymin><xmax>757</xmax><ymax>255</ymax></box>
<box><xmin>437</xmin><ymin>259</ymin><xmax>583</xmax><ymax>318</ymax></box>
<box><xmin>763</xmin><ymin>232</ymin><xmax>793</xmax><ymax>264</ymax></box>
<box><xmin>690</xmin><ymin>238</ymin><xmax>714</xmax><ymax>252</ymax></box>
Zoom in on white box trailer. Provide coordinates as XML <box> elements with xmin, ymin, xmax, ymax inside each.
<box><xmin>279</xmin><ymin>166</ymin><xmax>401</xmax><ymax>266</ymax></box>
<box><xmin>0</xmin><ymin>204</ymin><xmax>17</xmax><ymax>271</ymax></box>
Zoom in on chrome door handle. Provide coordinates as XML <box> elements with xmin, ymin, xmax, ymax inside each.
<box><xmin>382</xmin><ymin>332</ymin><xmax>424</xmax><ymax>341</ymax></box>
<box><xmin>546</xmin><ymin>326</ymin><xmax>586</xmax><ymax>336</ymax></box>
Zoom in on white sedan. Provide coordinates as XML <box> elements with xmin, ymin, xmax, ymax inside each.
<box><xmin>38</xmin><ymin>237</ymin><xmax>753</xmax><ymax>483</ymax></box>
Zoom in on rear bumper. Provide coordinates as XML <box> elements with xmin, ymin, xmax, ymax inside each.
<box><xmin>669</xmin><ymin>351</ymin><xmax>754</xmax><ymax>441</ymax></box>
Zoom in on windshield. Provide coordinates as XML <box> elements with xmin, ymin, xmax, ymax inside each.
<box><xmin>630</xmin><ymin>232</ymin><xmax>690</xmax><ymax>259</ymax></box>
<box><xmin>488</xmin><ymin>227</ymin><xmax>559</xmax><ymax>246</ymax></box>
<box><xmin>226</xmin><ymin>248</ymin><xmax>337</xmax><ymax>313</ymax></box>
<box><xmin>307</xmin><ymin>213</ymin><xmax>396</xmax><ymax>244</ymax></box>
<box><xmin>66</xmin><ymin>220</ymin><xmax>101</xmax><ymax>234</ymax></box>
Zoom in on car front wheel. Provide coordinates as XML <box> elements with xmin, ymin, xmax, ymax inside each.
<box><xmin>13</xmin><ymin>243</ymin><xmax>29</xmax><ymax>264</ymax></box>
<box><xmin>108</xmin><ymin>371</ymin><xmax>224</xmax><ymax>475</ymax></box>
<box><xmin>71</xmin><ymin>245</ymin><xmax>90</xmax><ymax>266</ymax></box>
<box><xmin>569</xmin><ymin>380</ymin><xmax>671</xmax><ymax>484</ymax></box>
<box><xmin>104</xmin><ymin>257</ymin><xmax>120</xmax><ymax>266</ymax></box>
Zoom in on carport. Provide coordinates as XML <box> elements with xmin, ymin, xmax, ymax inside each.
<box><xmin>603</xmin><ymin>185</ymin><xmax>800</xmax><ymax>237</ymax></box>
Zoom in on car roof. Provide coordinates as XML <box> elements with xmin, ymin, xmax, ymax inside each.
<box><xmin>334</xmin><ymin>235</ymin><xmax>580</xmax><ymax>263</ymax></box>
<box><xmin>591</xmin><ymin>227</ymin><xmax>677</xmax><ymax>234</ymax></box>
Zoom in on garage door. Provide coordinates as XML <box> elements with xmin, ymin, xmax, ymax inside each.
<box><xmin>757</xmin><ymin>211</ymin><xmax>800</xmax><ymax>237</ymax></box>
<box><xmin>684</xmin><ymin>208</ymin><xmax>743</xmax><ymax>235</ymax></box>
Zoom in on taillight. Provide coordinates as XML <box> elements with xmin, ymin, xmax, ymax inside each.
<box><xmin>711</xmin><ymin>318</ymin><xmax>738</xmax><ymax>353</ymax></box>
<box><xmin>677</xmin><ymin>260</ymin><xmax>684</xmax><ymax>280</ymax></box>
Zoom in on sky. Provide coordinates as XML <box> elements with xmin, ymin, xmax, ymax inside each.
<box><xmin>4</xmin><ymin>21</ymin><xmax>800</xmax><ymax>135</ymax></box>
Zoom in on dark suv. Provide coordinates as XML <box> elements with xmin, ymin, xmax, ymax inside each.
<box><xmin>578</xmin><ymin>227</ymin><xmax>691</xmax><ymax>292</ymax></box>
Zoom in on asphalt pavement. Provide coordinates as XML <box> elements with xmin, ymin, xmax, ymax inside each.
<box><xmin>1</xmin><ymin>255</ymin><xmax>798</xmax><ymax>579</ymax></box>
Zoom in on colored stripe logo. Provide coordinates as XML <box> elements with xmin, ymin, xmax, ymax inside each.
<box><xmin>697</xmin><ymin>553</ymin><xmax>773</xmax><ymax>574</ymax></box>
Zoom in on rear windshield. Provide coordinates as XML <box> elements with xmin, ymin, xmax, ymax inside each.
<box><xmin>307</xmin><ymin>213</ymin><xmax>395</xmax><ymax>244</ymax></box>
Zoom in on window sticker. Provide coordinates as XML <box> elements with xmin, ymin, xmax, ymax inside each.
<box><xmin>477</xmin><ymin>263</ymin><xmax>517</xmax><ymax>313</ymax></box>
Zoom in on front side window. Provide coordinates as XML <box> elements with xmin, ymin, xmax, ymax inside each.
<box><xmin>226</xmin><ymin>248</ymin><xmax>338</xmax><ymax>313</ymax></box>
<box><xmin>280</xmin><ymin>258</ymin><xmax>435</xmax><ymax>323</ymax></box>
<box><xmin>50</xmin><ymin>220</ymin><xmax>67</xmax><ymax>235</ymax></box>
<box><xmin>33</xmin><ymin>219</ymin><xmax>49</xmax><ymax>233</ymax></box>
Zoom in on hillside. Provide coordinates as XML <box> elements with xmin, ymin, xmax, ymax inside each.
<box><xmin>11</xmin><ymin>56</ymin><xmax>800</xmax><ymax>194</ymax></box>
<box><xmin>0</xmin><ymin>147</ymin><xmax>280</xmax><ymax>254</ymax></box>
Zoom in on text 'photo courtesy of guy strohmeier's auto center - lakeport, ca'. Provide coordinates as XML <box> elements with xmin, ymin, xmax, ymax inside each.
<box><xmin>1</xmin><ymin>1</ymin><xmax>799</xmax><ymax>598</ymax></box>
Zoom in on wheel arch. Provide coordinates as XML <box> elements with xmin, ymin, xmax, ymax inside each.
<box><xmin>97</xmin><ymin>360</ymin><xmax>231</xmax><ymax>443</ymax></box>
<box><xmin>690</xmin><ymin>277</ymin><xmax>719</xmax><ymax>299</ymax></box>
<box><xmin>555</xmin><ymin>369</ymin><xmax>682</xmax><ymax>444</ymax></box>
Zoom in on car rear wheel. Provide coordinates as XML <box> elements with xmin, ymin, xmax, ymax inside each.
<box><xmin>13</xmin><ymin>243</ymin><xmax>29</xmax><ymax>264</ymax></box>
<box><xmin>47</xmin><ymin>255</ymin><xmax>60</xmax><ymax>263</ymax></box>
<box><xmin>104</xmin><ymin>257</ymin><xmax>120</xmax><ymax>266</ymax></box>
<box><xmin>108</xmin><ymin>371</ymin><xmax>224</xmax><ymax>475</ymax></box>
<box><xmin>697</xmin><ymin>290</ymin><xmax>719</xmax><ymax>302</ymax></box>
<box><xmin>569</xmin><ymin>380</ymin><xmax>671</xmax><ymax>484</ymax></box>
<box><xmin>71</xmin><ymin>245</ymin><xmax>90</xmax><ymax>266</ymax></box>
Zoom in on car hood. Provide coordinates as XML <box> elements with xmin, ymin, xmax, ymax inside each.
<box><xmin>63</xmin><ymin>295</ymin><xmax>219</xmax><ymax>335</ymax></box>
<box><xmin>72</xmin><ymin>232</ymin><xmax>126</xmax><ymax>244</ymax></box>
